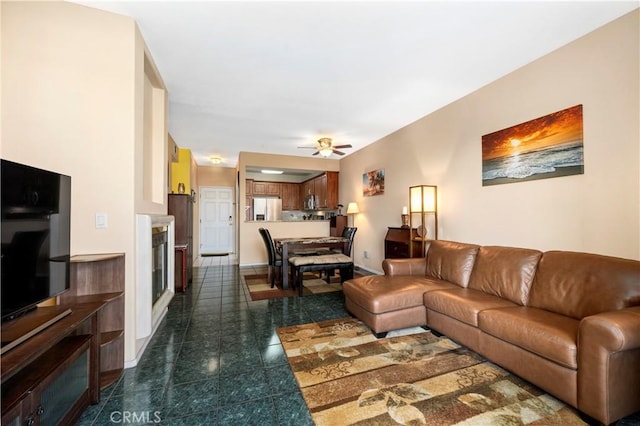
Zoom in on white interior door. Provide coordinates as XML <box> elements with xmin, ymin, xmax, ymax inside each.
<box><xmin>200</xmin><ymin>187</ymin><xmax>234</xmax><ymax>254</ymax></box>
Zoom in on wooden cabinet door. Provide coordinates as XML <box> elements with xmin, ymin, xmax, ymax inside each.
<box><xmin>265</xmin><ymin>182</ymin><xmax>281</xmax><ymax>196</ymax></box>
<box><xmin>246</xmin><ymin>179</ymin><xmax>253</xmax><ymax>196</ymax></box>
<box><xmin>253</xmin><ymin>181</ymin><xmax>280</xmax><ymax>197</ymax></box>
<box><xmin>281</xmin><ymin>183</ymin><xmax>300</xmax><ymax>210</ymax></box>
<box><xmin>315</xmin><ymin>174</ymin><xmax>327</xmax><ymax>208</ymax></box>
<box><xmin>245</xmin><ymin>196</ymin><xmax>253</xmax><ymax>221</ymax></box>
<box><xmin>253</xmin><ymin>181</ymin><xmax>266</xmax><ymax>195</ymax></box>
<box><xmin>1</xmin><ymin>396</ymin><xmax>32</xmax><ymax>426</ymax></box>
<box><xmin>301</xmin><ymin>180</ymin><xmax>314</xmax><ymax>198</ymax></box>
<box><xmin>325</xmin><ymin>171</ymin><xmax>339</xmax><ymax>209</ymax></box>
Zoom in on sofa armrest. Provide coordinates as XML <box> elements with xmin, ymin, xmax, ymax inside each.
<box><xmin>579</xmin><ymin>306</ymin><xmax>640</xmax><ymax>351</ymax></box>
<box><xmin>577</xmin><ymin>306</ymin><xmax>640</xmax><ymax>424</ymax></box>
<box><xmin>382</xmin><ymin>258</ymin><xmax>426</xmax><ymax>276</ymax></box>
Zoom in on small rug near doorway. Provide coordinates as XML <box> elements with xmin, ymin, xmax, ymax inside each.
<box><xmin>243</xmin><ymin>272</ymin><xmax>344</xmax><ymax>301</ymax></box>
<box><xmin>276</xmin><ymin>317</ymin><xmax>587</xmax><ymax>426</ymax></box>
<box><xmin>201</xmin><ymin>252</ymin><xmax>229</xmax><ymax>257</ymax></box>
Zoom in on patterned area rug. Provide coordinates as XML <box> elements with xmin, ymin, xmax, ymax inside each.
<box><xmin>243</xmin><ymin>272</ymin><xmax>343</xmax><ymax>301</ymax></box>
<box><xmin>277</xmin><ymin>317</ymin><xmax>587</xmax><ymax>426</ymax></box>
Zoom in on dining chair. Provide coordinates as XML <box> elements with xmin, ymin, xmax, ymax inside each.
<box><xmin>258</xmin><ymin>227</ymin><xmax>282</xmax><ymax>287</ymax></box>
<box><xmin>340</xmin><ymin>226</ymin><xmax>357</xmax><ymax>256</ymax></box>
<box><xmin>320</xmin><ymin>227</ymin><xmax>357</xmax><ymax>281</ymax></box>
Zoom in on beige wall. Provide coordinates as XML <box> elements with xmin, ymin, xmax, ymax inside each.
<box><xmin>340</xmin><ymin>10</ymin><xmax>640</xmax><ymax>273</ymax></box>
<box><xmin>2</xmin><ymin>2</ymin><xmax>168</xmax><ymax>363</ymax></box>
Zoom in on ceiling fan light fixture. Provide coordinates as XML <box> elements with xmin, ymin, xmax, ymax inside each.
<box><xmin>319</xmin><ymin>147</ymin><xmax>333</xmax><ymax>157</ymax></box>
<box><xmin>210</xmin><ymin>156</ymin><xmax>223</xmax><ymax>164</ymax></box>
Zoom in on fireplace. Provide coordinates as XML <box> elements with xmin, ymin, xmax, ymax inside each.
<box><xmin>151</xmin><ymin>226</ymin><xmax>168</xmax><ymax>306</ymax></box>
<box><xmin>134</xmin><ymin>214</ymin><xmax>175</xmax><ymax>366</ymax></box>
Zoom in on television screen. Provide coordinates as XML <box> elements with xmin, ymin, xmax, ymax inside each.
<box><xmin>1</xmin><ymin>159</ymin><xmax>71</xmax><ymax>322</ymax></box>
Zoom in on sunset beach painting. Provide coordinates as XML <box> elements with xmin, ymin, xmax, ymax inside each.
<box><xmin>482</xmin><ymin>105</ymin><xmax>584</xmax><ymax>186</ymax></box>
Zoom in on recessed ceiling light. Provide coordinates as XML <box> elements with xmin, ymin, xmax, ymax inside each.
<box><xmin>210</xmin><ymin>157</ymin><xmax>222</xmax><ymax>164</ymax></box>
<box><xmin>261</xmin><ymin>169</ymin><xmax>284</xmax><ymax>175</ymax></box>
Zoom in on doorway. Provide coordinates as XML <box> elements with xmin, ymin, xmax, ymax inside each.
<box><xmin>199</xmin><ymin>187</ymin><xmax>234</xmax><ymax>255</ymax></box>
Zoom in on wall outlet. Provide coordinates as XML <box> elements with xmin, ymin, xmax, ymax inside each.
<box><xmin>363</xmin><ymin>250</ymin><xmax>369</xmax><ymax>259</ymax></box>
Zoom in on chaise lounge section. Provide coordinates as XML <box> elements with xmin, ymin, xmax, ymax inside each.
<box><xmin>342</xmin><ymin>240</ymin><xmax>640</xmax><ymax>425</ymax></box>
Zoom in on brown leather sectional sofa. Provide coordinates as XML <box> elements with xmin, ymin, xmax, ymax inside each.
<box><xmin>343</xmin><ymin>240</ymin><xmax>640</xmax><ymax>425</ymax></box>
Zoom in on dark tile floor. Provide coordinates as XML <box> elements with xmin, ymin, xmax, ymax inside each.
<box><xmin>78</xmin><ymin>261</ymin><xmax>350</xmax><ymax>425</ymax></box>
<box><xmin>76</xmin><ymin>258</ymin><xmax>640</xmax><ymax>426</ymax></box>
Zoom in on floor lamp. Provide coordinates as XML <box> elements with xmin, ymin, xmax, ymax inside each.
<box><xmin>346</xmin><ymin>202</ymin><xmax>359</xmax><ymax>267</ymax></box>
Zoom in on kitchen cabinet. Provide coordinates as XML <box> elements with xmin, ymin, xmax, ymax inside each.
<box><xmin>311</xmin><ymin>172</ymin><xmax>339</xmax><ymax>209</ymax></box>
<box><xmin>301</xmin><ymin>180</ymin><xmax>314</xmax><ymax>198</ymax></box>
<box><xmin>325</xmin><ymin>172</ymin><xmax>339</xmax><ymax>209</ymax></box>
<box><xmin>253</xmin><ymin>181</ymin><xmax>281</xmax><ymax>196</ymax></box>
<box><xmin>245</xmin><ymin>179</ymin><xmax>253</xmax><ymax>222</ymax></box>
<box><xmin>315</xmin><ymin>174</ymin><xmax>327</xmax><ymax>208</ymax></box>
<box><xmin>281</xmin><ymin>183</ymin><xmax>301</xmax><ymax>210</ymax></box>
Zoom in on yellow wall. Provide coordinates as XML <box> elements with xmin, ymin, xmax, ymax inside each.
<box><xmin>2</xmin><ymin>1</ymin><xmax>168</xmax><ymax>363</ymax></box>
<box><xmin>340</xmin><ymin>10</ymin><xmax>640</xmax><ymax>272</ymax></box>
<box><xmin>171</xmin><ymin>148</ymin><xmax>192</xmax><ymax>193</ymax></box>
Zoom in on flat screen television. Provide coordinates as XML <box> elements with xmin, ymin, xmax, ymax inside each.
<box><xmin>1</xmin><ymin>159</ymin><xmax>71</xmax><ymax>323</ymax></box>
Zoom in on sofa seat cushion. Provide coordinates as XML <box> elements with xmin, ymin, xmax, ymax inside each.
<box><xmin>343</xmin><ymin>275</ymin><xmax>457</xmax><ymax>314</ymax></box>
<box><xmin>424</xmin><ymin>288</ymin><xmax>517</xmax><ymax>327</ymax></box>
<box><xmin>479</xmin><ymin>306</ymin><xmax>579</xmax><ymax>369</ymax></box>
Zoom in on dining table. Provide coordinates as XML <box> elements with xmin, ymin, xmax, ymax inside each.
<box><xmin>273</xmin><ymin>236</ymin><xmax>350</xmax><ymax>290</ymax></box>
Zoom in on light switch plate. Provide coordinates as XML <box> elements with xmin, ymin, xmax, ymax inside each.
<box><xmin>95</xmin><ymin>213</ymin><xmax>108</xmax><ymax>229</ymax></box>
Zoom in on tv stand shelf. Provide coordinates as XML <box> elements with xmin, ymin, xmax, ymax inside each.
<box><xmin>60</xmin><ymin>254</ymin><xmax>125</xmax><ymax>390</ymax></box>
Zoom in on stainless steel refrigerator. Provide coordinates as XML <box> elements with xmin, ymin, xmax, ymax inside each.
<box><xmin>253</xmin><ymin>197</ymin><xmax>282</xmax><ymax>221</ymax></box>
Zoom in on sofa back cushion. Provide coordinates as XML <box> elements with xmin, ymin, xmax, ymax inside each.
<box><xmin>468</xmin><ymin>246</ymin><xmax>542</xmax><ymax>305</ymax></box>
<box><xmin>425</xmin><ymin>240</ymin><xmax>480</xmax><ymax>287</ymax></box>
<box><xmin>529</xmin><ymin>251</ymin><xmax>640</xmax><ymax>319</ymax></box>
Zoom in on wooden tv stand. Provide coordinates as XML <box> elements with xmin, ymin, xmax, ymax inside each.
<box><xmin>1</xmin><ymin>253</ymin><xmax>125</xmax><ymax>425</ymax></box>
<box><xmin>1</xmin><ymin>303</ymin><xmax>104</xmax><ymax>425</ymax></box>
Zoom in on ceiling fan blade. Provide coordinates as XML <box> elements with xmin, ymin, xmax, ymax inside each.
<box><xmin>333</xmin><ymin>150</ymin><xmax>346</xmax><ymax>156</ymax></box>
<box><xmin>332</xmin><ymin>144</ymin><xmax>352</xmax><ymax>149</ymax></box>
<box><xmin>298</xmin><ymin>146</ymin><xmax>317</xmax><ymax>149</ymax></box>
<box><xmin>312</xmin><ymin>151</ymin><xmax>320</xmax><ymax>156</ymax></box>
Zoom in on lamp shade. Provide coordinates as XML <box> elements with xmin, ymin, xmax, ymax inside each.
<box><xmin>410</xmin><ymin>185</ymin><xmax>437</xmax><ymax>213</ymax></box>
<box><xmin>346</xmin><ymin>202</ymin><xmax>359</xmax><ymax>214</ymax></box>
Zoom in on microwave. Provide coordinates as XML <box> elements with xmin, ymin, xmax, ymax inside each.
<box><xmin>304</xmin><ymin>194</ymin><xmax>318</xmax><ymax>210</ymax></box>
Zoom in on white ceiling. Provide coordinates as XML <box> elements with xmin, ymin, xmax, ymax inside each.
<box><xmin>72</xmin><ymin>1</ymin><xmax>638</xmax><ymax>167</ymax></box>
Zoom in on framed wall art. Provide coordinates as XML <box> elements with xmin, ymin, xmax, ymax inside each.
<box><xmin>482</xmin><ymin>104</ymin><xmax>584</xmax><ymax>186</ymax></box>
<box><xmin>363</xmin><ymin>169</ymin><xmax>385</xmax><ymax>196</ymax></box>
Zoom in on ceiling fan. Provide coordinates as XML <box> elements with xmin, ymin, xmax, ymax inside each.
<box><xmin>298</xmin><ymin>137</ymin><xmax>353</xmax><ymax>157</ymax></box>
